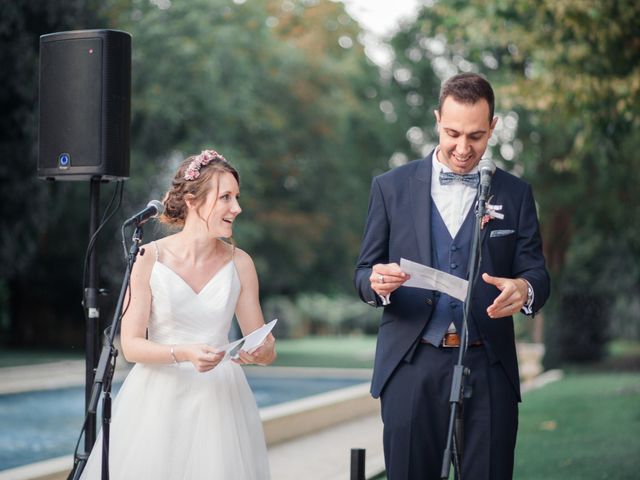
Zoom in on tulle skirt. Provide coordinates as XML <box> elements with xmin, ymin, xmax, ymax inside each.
<box><xmin>79</xmin><ymin>361</ymin><xmax>270</xmax><ymax>480</ymax></box>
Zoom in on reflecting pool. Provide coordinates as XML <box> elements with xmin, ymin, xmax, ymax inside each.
<box><xmin>0</xmin><ymin>374</ymin><xmax>366</xmax><ymax>471</ymax></box>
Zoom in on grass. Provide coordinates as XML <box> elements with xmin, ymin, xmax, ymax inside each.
<box><xmin>607</xmin><ymin>340</ymin><xmax>640</xmax><ymax>357</ymax></box>
<box><xmin>369</xmin><ymin>371</ymin><xmax>640</xmax><ymax>480</ymax></box>
<box><xmin>0</xmin><ymin>347</ymin><xmax>82</xmax><ymax>367</ymax></box>
<box><xmin>272</xmin><ymin>335</ymin><xmax>376</xmax><ymax>369</ymax></box>
<box><xmin>3</xmin><ymin>338</ymin><xmax>637</xmax><ymax>479</ymax></box>
<box><xmin>514</xmin><ymin>371</ymin><xmax>640</xmax><ymax>479</ymax></box>
<box><xmin>369</xmin><ymin>341</ymin><xmax>640</xmax><ymax>480</ymax></box>
<box><xmin>0</xmin><ymin>336</ymin><xmax>378</xmax><ymax>369</ymax></box>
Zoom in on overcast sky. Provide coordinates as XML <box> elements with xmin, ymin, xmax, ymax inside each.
<box><xmin>340</xmin><ymin>0</ymin><xmax>421</xmax><ymax>36</ymax></box>
<box><xmin>339</xmin><ymin>0</ymin><xmax>422</xmax><ymax>65</ymax></box>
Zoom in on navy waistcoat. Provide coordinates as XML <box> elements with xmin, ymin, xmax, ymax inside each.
<box><xmin>421</xmin><ymin>202</ymin><xmax>481</xmax><ymax>344</ymax></box>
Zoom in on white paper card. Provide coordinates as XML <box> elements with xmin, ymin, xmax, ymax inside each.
<box><xmin>217</xmin><ymin>319</ymin><xmax>278</xmax><ymax>362</ymax></box>
<box><xmin>400</xmin><ymin>258</ymin><xmax>468</xmax><ymax>302</ymax></box>
<box><xmin>217</xmin><ymin>338</ymin><xmax>245</xmax><ymax>362</ymax></box>
<box><xmin>241</xmin><ymin>319</ymin><xmax>278</xmax><ymax>353</ymax></box>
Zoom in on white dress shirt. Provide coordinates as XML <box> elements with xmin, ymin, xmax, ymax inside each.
<box><xmin>431</xmin><ymin>146</ymin><xmax>479</xmax><ymax>238</ymax></box>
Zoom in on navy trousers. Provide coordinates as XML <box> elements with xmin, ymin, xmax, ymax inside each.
<box><xmin>380</xmin><ymin>342</ymin><xmax>518</xmax><ymax>480</ymax></box>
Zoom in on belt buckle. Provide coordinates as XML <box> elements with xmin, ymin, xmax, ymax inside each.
<box><xmin>441</xmin><ymin>333</ymin><xmax>461</xmax><ymax>348</ymax></box>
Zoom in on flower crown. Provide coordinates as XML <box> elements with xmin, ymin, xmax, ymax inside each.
<box><xmin>184</xmin><ymin>149</ymin><xmax>226</xmax><ymax>181</ymax></box>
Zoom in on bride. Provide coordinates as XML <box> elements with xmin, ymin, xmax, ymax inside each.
<box><xmin>80</xmin><ymin>149</ymin><xmax>276</xmax><ymax>479</ymax></box>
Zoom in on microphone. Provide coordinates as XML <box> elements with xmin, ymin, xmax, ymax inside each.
<box><xmin>123</xmin><ymin>200</ymin><xmax>164</xmax><ymax>226</ymax></box>
<box><xmin>478</xmin><ymin>159</ymin><xmax>496</xmax><ymax>205</ymax></box>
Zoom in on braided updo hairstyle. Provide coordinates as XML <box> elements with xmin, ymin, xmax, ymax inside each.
<box><xmin>160</xmin><ymin>151</ymin><xmax>240</xmax><ymax>228</ymax></box>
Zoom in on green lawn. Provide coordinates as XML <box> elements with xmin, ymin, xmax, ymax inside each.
<box><xmin>0</xmin><ymin>336</ymin><xmax>378</xmax><ymax>369</ymax></box>
<box><xmin>370</xmin><ymin>341</ymin><xmax>640</xmax><ymax>480</ymax></box>
<box><xmin>2</xmin><ymin>339</ymin><xmax>639</xmax><ymax>479</ymax></box>
<box><xmin>371</xmin><ymin>371</ymin><xmax>640</xmax><ymax>480</ymax></box>
<box><xmin>0</xmin><ymin>348</ymin><xmax>82</xmax><ymax>367</ymax></box>
<box><xmin>272</xmin><ymin>339</ymin><xmax>640</xmax><ymax>479</ymax></box>
<box><xmin>272</xmin><ymin>335</ymin><xmax>376</xmax><ymax>369</ymax></box>
<box><xmin>514</xmin><ymin>371</ymin><xmax>640</xmax><ymax>479</ymax></box>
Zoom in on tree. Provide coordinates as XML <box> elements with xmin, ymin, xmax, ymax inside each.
<box><xmin>2</xmin><ymin>0</ymin><xmax>396</xmax><ymax>346</ymax></box>
<box><xmin>0</xmin><ymin>0</ymin><xmax>109</xmax><ymax>347</ymax></box>
<box><xmin>109</xmin><ymin>0</ymin><xmax>395</xmax><ymax>296</ymax></box>
<box><xmin>385</xmin><ymin>0</ymin><xmax>640</xmax><ymax>362</ymax></box>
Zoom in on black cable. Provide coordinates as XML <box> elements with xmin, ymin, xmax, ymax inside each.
<box><xmin>120</xmin><ymin>223</ymin><xmax>128</xmax><ymax>263</ymax></box>
<box><xmin>81</xmin><ymin>180</ymin><xmax>124</xmax><ymax>291</ymax></box>
<box><xmin>66</xmin><ymin>410</ymin><xmax>91</xmax><ymax>480</ymax></box>
<box><xmin>68</xmin><ymin>180</ymin><xmax>124</xmax><ymax>474</ymax></box>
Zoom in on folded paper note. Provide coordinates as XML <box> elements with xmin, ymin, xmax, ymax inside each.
<box><xmin>216</xmin><ymin>319</ymin><xmax>278</xmax><ymax>362</ymax></box>
<box><xmin>400</xmin><ymin>258</ymin><xmax>468</xmax><ymax>302</ymax></box>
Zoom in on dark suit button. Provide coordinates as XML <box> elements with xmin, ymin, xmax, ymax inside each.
<box><xmin>451</xmin><ymin>244</ymin><xmax>458</xmax><ymax>251</ymax></box>
<box><xmin>450</xmin><ymin>263</ymin><xmax>458</xmax><ymax>269</ymax></box>
<box><xmin>450</xmin><ymin>301</ymin><xmax>457</xmax><ymax>308</ymax></box>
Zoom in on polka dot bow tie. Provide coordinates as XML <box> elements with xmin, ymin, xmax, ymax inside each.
<box><xmin>439</xmin><ymin>171</ymin><xmax>479</xmax><ymax>187</ymax></box>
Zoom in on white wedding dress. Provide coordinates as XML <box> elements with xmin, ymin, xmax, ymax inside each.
<box><xmin>80</xmin><ymin>251</ymin><xmax>271</xmax><ymax>479</ymax></box>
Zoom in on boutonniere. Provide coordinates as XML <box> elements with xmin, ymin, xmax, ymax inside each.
<box><xmin>481</xmin><ymin>196</ymin><xmax>504</xmax><ymax>229</ymax></box>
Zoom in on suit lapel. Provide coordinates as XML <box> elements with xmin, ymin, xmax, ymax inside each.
<box><xmin>409</xmin><ymin>153</ymin><xmax>434</xmax><ymax>266</ymax></box>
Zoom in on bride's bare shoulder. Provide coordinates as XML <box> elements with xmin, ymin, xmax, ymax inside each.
<box><xmin>231</xmin><ymin>247</ymin><xmax>257</xmax><ymax>276</ymax></box>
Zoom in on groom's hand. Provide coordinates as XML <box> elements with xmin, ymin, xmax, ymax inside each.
<box><xmin>370</xmin><ymin>263</ymin><xmax>410</xmax><ymax>297</ymax></box>
<box><xmin>482</xmin><ymin>273</ymin><xmax>528</xmax><ymax>318</ymax></box>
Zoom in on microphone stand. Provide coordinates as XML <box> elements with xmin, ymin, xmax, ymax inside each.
<box><xmin>440</xmin><ymin>191</ymin><xmax>488</xmax><ymax>479</ymax></box>
<box><xmin>67</xmin><ymin>223</ymin><xmax>145</xmax><ymax>480</ymax></box>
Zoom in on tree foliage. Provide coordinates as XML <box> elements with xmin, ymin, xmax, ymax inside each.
<box><xmin>0</xmin><ymin>0</ymin><xmax>108</xmax><ymax>346</ymax></box>
<box><xmin>1</xmin><ymin>0</ymin><xmax>395</xmax><ymax>346</ymax></box>
<box><xmin>109</xmin><ymin>0</ymin><xmax>395</xmax><ymax>295</ymax></box>
<box><xmin>6</xmin><ymin>0</ymin><xmax>636</xmax><ymax>356</ymax></box>
<box><xmin>386</xmin><ymin>0</ymin><xmax>640</xmax><ymax>362</ymax></box>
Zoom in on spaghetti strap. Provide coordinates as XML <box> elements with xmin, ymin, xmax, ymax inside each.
<box><xmin>216</xmin><ymin>237</ymin><xmax>235</xmax><ymax>261</ymax></box>
<box><xmin>152</xmin><ymin>241</ymin><xmax>160</xmax><ymax>261</ymax></box>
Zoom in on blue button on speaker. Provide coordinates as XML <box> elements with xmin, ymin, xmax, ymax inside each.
<box><xmin>58</xmin><ymin>153</ymin><xmax>70</xmax><ymax>169</ymax></box>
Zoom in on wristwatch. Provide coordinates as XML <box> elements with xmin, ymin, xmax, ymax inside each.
<box><xmin>526</xmin><ymin>282</ymin><xmax>534</xmax><ymax>307</ymax></box>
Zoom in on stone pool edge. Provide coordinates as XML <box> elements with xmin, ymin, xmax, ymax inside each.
<box><xmin>0</xmin><ymin>366</ymin><xmax>376</xmax><ymax>480</ymax></box>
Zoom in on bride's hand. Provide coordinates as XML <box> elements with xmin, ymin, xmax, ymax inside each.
<box><xmin>184</xmin><ymin>344</ymin><xmax>224</xmax><ymax>372</ymax></box>
<box><xmin>234</xmin><ymin>334</ymin><xmax>276</xmax><ymax>366</ymax></box>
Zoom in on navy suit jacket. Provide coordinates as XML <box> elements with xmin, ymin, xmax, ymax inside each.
<box><xmin>354</xmin><ymin>152</ymin><xmax>550</xmax><ymax>399</ymax></box>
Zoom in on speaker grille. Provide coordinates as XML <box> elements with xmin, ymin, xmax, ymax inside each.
<box><xmin>39</xmin><ymin>37</ymin><xmax>103</xmax><ymax>169</ymax></box>
<box><xmin>38</xmin><ymin>30</ymin><xmax>131</xmax><ymax>181</ymax></box>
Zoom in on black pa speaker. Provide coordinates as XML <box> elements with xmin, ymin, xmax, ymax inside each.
<box><xmin>38</xmin><ymin>29</ymin><xmax>131</xmax><ymax>181</ymax></box>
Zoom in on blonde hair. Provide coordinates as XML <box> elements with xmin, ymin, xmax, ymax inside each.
<box><xmin>160</xmin><ymin>152</ymin><xmax>240</xmax><ymax>228</ymax></box>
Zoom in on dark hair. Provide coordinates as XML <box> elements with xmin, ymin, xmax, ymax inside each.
<box><xmin>438</xmin><ymin>73</ymin><xmax>495</xmax><ymax>121</ymax></box>
<box><xmin>160</xmin><ymin>151</ymin><xmax>240</xmax><ymax>228</ymax></box>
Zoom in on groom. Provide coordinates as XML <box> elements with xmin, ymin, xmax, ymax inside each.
<box><xmin>354</xmin><ymin>73</ymin><xmax>550</xmax><ymax>479</ymax></box>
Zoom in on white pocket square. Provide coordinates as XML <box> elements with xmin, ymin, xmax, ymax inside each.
<box><xmin>490</xmin><ymin>229</ymin><xmax>515</xmax><ymax>238</ymax></box>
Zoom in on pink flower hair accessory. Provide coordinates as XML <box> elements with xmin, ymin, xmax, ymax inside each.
<box><xmin>184</xmin><ymin>149</ymin><xmax>226</xmax><ymax>181</ymax></box>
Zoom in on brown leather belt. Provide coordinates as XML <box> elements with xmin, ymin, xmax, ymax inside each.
<box><xmin>421</xmin><ymin>332</ymin><xmax>483</xmax><ymax>348</ymax></box>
